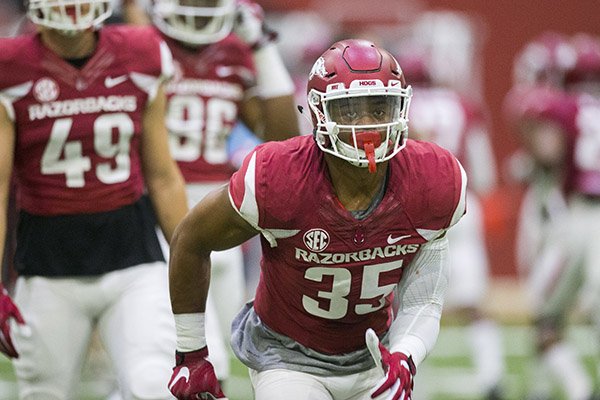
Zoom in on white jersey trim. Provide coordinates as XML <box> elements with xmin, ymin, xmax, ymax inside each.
<box><xmin>130</xmin><ymin>72</ymin><xmax>160</xmax><ymax>101</ymax></box>
<box><xmin>159</xmin><ymin>40</ymin><xmax>175</xmax><ymax>83</ymax></box>
<box><xmin>0</xmin><ymin>81</ymin><xmax>33</xmax><ymax>121</ymax></box>
<box><xmin>228</xmin><ymin>151</ymin><xmax>300</xmax><ymax>248</ymax></box>
<box><xmin>450</xmin><ymin>159</ymin><xmax>468</xmax><ymax>227</ymax></box>
<box><xmin>416</xmin><ymin>158</ymin><xmax>467</xmax><ymax>241</ymax></box>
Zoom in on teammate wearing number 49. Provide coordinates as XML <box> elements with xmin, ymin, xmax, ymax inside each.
<box><xmin>0</xmin><ymin>0</ymin><xmax>189</xmax><ymax>399</ymax></box>
<box><xmin>167</xmin><ymin>39</ymin><xmax>467</xmax><ymax>400</ymax></box>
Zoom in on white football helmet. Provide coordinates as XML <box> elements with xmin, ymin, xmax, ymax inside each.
<box><xmin>27</xmin><ymin>0</ymin><xmax>112</xmax><ymax>32</ymax></box>
<box><xmin>152</xmin><ymin>0</ymin><xmax>235</xmax><ymax>45</ymax></box>
<box><xmin>307</xmin><ymin>39</ymin><xmax>412</xmax><ymax>172</ymax></box>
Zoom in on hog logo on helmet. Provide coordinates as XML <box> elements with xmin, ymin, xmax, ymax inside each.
<box><xmin>306</xmin><ymin>39</ymin><xmax>412</xmax><ymax>173</ymax></box>
<box><xmin>27</xmin><ymin>0</ymin><xmax>113</xmax><ymax>32</ymax></box>
<box><xmin>309</xmin><ymin>57</ymin><xmax>327</xmax><ymax>80</ymax></box>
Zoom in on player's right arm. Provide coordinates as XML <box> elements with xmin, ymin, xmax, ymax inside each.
<box><xmin>169</xmin><ymin>185</ymin><xmax>258</xmax><ymax>315</ymax></box>
<box><xmin>0</xmin><ymin>103</ymin><xmax>25</xmax><ymax>359</ymax></box>
<box><xmin>168</xmin><ymin>185</ymin><xmax>257</xmax><ymax>399</ymax></box>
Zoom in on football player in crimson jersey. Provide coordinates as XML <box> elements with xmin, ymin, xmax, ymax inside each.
<box><xmin>0</xmin><ymin>0</ymin><xmax>189</xmax><ymax>398</ymax></box>
<box><xmin>144</xmin><ymin>0</ymin><xmax>300</xmax><ymax>385</ymax></box>
<box><xmin>401</xmin><ymin>52</ymin><xmax>506</xmax><ymax>400</ymax></box>
<box><xmin>505</xmin><ymin>33</ymin><xmax>600</xmax><ymax>400</ymax></box>
<box><xmin>166</xmin><ymin>39</ymin><xmax>467</xmax><ymax>400</ymax></box>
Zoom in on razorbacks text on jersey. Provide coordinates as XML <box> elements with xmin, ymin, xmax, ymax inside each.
<box><xmin>0</xmin><ymin>25</ymin><xmax>173</xmax><ymax>216</ymax></box>
<box><xmin>160</xmin><ymin>31</ymin><xmax>256</xmax><ymax>183</ymax></box>
<box><xmin>229</xmin><ymin>135</ymin><xmax>466</xmax><ymax>354</ymax></box>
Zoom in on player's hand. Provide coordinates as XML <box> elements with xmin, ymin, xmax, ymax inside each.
<box><xmin>366</xmin><ymin>328</ymin><xmax>416</xmax><ymax>400</ymax></box>
<box><xmin>0</xmin><ymin>283</ymin><xmax>25</xmax><ymax>358</ymax></box>
<box><xmin>168</xmin><ymin>347</ymin><xmax>227</xmax><ymax>400</ymax></box>
<box><xmin>233</xmin><ymin>0</ymin><xmax>276</xmax><ymax>50</ymax></box>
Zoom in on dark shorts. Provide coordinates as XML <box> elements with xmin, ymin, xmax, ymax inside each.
<box><xmin>15</xmin><ymin>195</ymin><xmax>165</xmax><ymax>277</ymax></box>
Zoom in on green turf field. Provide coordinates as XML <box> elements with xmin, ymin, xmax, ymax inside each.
<box><xmin>0</xmin><ymin>324</ymin><xmax>596</xmax><ymax>400</ymax></box>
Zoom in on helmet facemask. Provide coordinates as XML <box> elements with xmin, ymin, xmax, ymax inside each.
<box><xmin>27</xmin><ymin>0</ymin><xmax>112</xmax><ymax>34</ymax></box>
<box><xmin>309</xmin><ymin>80</ymin><xmax>412</xmax><ymax>173</ymax></box>
<box><xmin>152</xmin><ymin>0</ymin><xmax>235</xmax><ymax>46</ymax></box>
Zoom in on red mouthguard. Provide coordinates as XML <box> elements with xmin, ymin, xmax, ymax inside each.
<box><xmin>353</xmin><ymin>131</ymin><xmax>381</xmax><ymax>174</ymax></box>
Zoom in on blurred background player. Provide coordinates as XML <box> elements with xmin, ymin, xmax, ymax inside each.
<box><xmin>505</xmin><ymin>31</ymin><xmax>600</xmax><ymax>400</ymax></box>
<box><xmin>0</xmin><ymin>0</ymin><xmax>189</xmax><ymax>399</ymax></box>
<box><xmin>508</xmin><ymin>31</ymin><xmax>574</xmax><ymax>298</ymax></box>
<box><xmin>120</xmin><ymin>0</ymin><xmax>300</xmax><ymax>388</ymax></box>
<box><xmin>398</xmin><ymin>41</ymin><xmax>506</xmax><ymax>400</ymax></box>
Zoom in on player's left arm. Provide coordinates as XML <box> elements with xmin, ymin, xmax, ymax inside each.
<box><xmin>240</xmin><ymin>93</ymin><xmax>300</xmax><ymax>142</ymax></box>
<box><xmin>386</xmin><ymin>235</ymin><xmax>451</xmax><ymax>367</ymax></box>
<box><xmin>141</xmin><ymin>83</ymin><xmax>188</xmax><ymax>243</ymax></box>
<box><xmin>366</xmin><ymin>236</ymin><xmax>451</xmax><ymax>400</ymax></box>
<box><xmin>234</xmin><ymin>0</ymin><xmax>300</xmax><ymax>141</ymax></box>
<box><xmin>384</xmin><ymin>152</ymin><xmax>467</xmax><ymax>365</ymax></box>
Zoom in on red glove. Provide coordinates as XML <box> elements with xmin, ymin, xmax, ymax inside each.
<box><xmin>168</xmin><ymin>347</ymin><xmax>227</xmax><ymax>400</ymax></box>
<box><xmin>366</xmin><ymin>329</ymin><xmax>416</xmax><ymax>400</ymax></box>
<box><xmin>0</xmin><ymin>283</ymin><xmax>25</xmax><ymax>358</ymax></box>
<box><xmin>233</xmin><ymin>0</ymin><xmax>277</xmax><ymax>50</ymax></box>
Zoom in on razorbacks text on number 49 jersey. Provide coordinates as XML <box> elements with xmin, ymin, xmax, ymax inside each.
<box><xmin>0</xmin><ymin>25</ymin><xmax>173</xmax><ymax>216</ymax></box>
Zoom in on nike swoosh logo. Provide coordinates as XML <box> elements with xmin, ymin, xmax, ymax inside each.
<box><xmin>387</xmin><ymin>234</ymin><xmax>411</xmax><ymax>245</ymax></box>
<box><xmin>104</xmin><ymin>75</ymin><xmax>128</xmax><ymax>88</ymax></box>
<box><xmin>168</xmin><ymin>366</ymin><xmax>190</xmax><ymax>391</ymax></box>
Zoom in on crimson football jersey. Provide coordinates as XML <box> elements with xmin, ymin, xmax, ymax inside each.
<box><xmin>229</xmin><ymin>135</ymin><xmax>466</xmax><ymax>354</ymax></box>
<box><xmin>0</xmin><ymin>25</ymin><xmax>172</xmax><ymax>216</ymax></box>
<box><xmin>160</xmin><ymin>31</ymin><xmax>256</xmax><ymax>183</ymax></box>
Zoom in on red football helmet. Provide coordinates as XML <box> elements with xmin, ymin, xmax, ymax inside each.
<box><xmin>512</xmin><ymin>31</ymin><xmax>577</xmax><ymax>87</ymax></box>
<box><xmin>395</xmin><ymin>51</ymin><xmax>432</xmax><ymax>87</ymax></box>
<box><xmin>307</xmin><ymin>39</ymin><xmax>412</xmax><ymax>172</ymax></box>
<box><xmin>564</xmin><ymin>33</ymin><xmax>600</xmax><ymax>90</ymax></box>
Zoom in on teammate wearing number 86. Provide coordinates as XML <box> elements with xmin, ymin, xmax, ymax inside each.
<box><xmin>168</xmin><ymin>39</ymin><xmax>467</xmax><ymax>400</ymax></box>
<box><xmin>0</xmin><ymin>0</ymin><xmax>188</xmax><ymax>398</ymax></box>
